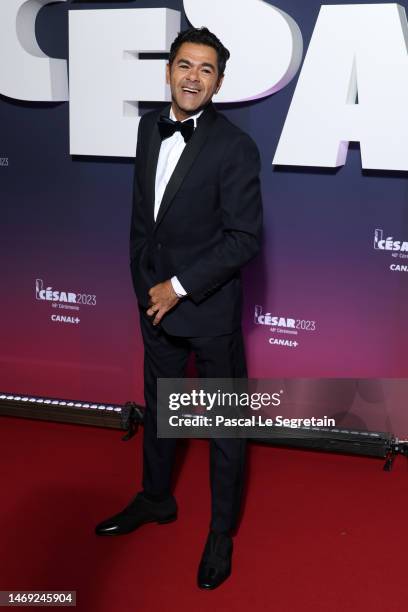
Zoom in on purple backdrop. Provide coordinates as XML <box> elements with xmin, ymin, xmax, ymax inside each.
<box><xmin>1</xmin><ymin>0</ymin><xmax>407</xmax><ymax>435</ymax></box>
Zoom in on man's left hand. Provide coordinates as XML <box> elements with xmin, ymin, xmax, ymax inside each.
<box><xmin>147</xmin><ymin>280</ymin><xmax>180</xmax><ymax>326</ymax></box>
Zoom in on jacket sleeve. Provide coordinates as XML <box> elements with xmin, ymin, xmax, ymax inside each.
<box><xmin>177</xmin><ymin>133</ymin><xmax>263</xmax><ymax>304</ymax></box>
<box><xmin>129</xmin><ymin>115</ymin><xmax>147</xmax><ymax>262</ymax></box>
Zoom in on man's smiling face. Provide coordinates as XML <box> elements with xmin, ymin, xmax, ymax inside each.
<box><xmin>166</xmin><ymin>42</ymin><xmax>224</xmax><ymax>121</ymax></box>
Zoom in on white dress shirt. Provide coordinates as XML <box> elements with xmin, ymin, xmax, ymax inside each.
<box><xmin>154</xmin><ymin>107</ymin><xmax>203</xmax><ymax>297</ymax></box>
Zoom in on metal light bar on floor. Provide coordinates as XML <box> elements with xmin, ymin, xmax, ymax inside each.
<box><xmin>259</xmin><ymin>427</ymin><xmax>408</xmax><ymax>470</ymax></box>
<box><xmin>0</xmin><ymin>392</ymin><xmax>124</xmax><ymax>429</ymax></box>
<box><xmin>258</xmin><ymin>426</ymin><xmax>395</xmax><ymax>458</ymax></box>
<box><xmin>2</xmin><ymin>392</ymin><xmax>408</xmax><ymax>466</ymax></box>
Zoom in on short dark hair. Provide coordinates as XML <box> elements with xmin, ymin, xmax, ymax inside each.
<box><xmin>168</xmin><ymin>27</ymin><xmax>230</xmax><ymax>77</ymax></box>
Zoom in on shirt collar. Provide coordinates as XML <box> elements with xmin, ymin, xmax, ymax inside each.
<box><xmin>170</xmin><ymin>106</ymin><xmax>204</xmax><ymax>128</ymax></box>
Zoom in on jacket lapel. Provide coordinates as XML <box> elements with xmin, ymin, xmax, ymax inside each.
<box><xmin>154</xmin><ymin>103</ymin><xmax>217</xmax><ymax>231</ymax></box>
<box><xmin>144</xmin><ymin>107</ymin><xmax>165</xmax><ymax>228</ymax></box>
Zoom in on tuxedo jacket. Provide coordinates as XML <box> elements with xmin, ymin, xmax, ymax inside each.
<box><xmin>129</xmin><ymin>102</ymin><xmax>263</xmax><ymax>337</ymax></box>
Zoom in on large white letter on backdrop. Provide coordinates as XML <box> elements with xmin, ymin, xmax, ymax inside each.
<box><xmin>0</xmin><ymin>0</ymin><xmax>68</xmax><ymax>101</ymax></box>
<box><xmin>69</xmin><ymin>9</ymin><xmax>180</xmax><ymax>157</ymax></box>
<box><xmin>183</xmin><ymin>0</ymin><xmax>303</xmax><ymax>102</ymax></box>
<box><xmin>273</xmin><ymin>3</ymin><xmax>408</xmax><ymax>171</ymax></box>
<box><xmin>69</xmin><ymin>1</ymin><xmax>302</xmax><ymax>157</ymax></box>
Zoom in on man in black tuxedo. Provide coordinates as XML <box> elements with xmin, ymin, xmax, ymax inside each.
<box><xmin>96</xmin><ymin>26</ymin><xmax>262</xmax><ymax>590</ymax></box>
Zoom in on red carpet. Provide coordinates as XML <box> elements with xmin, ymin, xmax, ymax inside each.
<box><xmin>1</xmin><ymin>415</ymin><xmax>408</xmax><ymax>611</ymax></box>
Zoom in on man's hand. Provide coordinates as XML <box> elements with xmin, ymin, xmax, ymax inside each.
<box><xmin>147</xmin><ymin>280</ymin><xmax>180</xmax><ymax>326</ymax></box>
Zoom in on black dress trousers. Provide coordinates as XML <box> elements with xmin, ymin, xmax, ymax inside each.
<box><xmin>139</xmin><ymin>308</ymin><xmax>247</xmax><ymax>534</ymax></box>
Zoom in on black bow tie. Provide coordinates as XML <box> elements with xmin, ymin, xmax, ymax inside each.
<box><xmin>157</xmin><ymin>115</ymin><xmax>195</xmax><ymax>143</ymax></box>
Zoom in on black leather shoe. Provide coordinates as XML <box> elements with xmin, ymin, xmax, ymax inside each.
<box><xmin>197</xmin><ymin>531</ymin><xmax>233</xmax><ymax>590</ymax></box>
<box><xmin>95</xmin><ymin>492</ymin><xmax>177</xmax><ymax>536</ymax></box>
